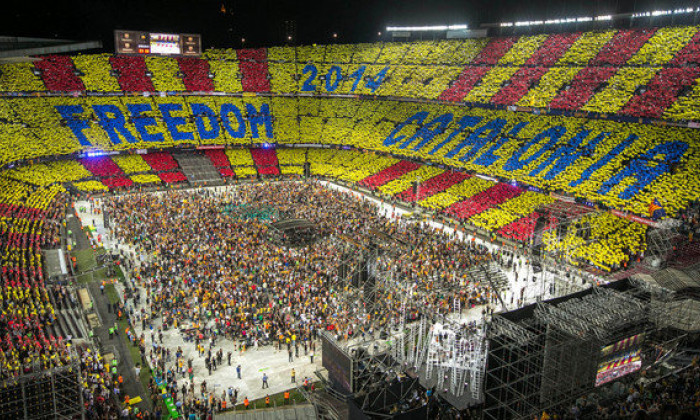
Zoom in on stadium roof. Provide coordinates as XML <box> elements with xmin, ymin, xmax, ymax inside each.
<box><xmin>0</xmin><ymin>36</ymin><xmax>101</xmax><ymax>61</ymax></box>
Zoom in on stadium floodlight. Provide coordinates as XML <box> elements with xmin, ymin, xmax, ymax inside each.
<box><xmin>493</xmin><ymin>6</ymin><xmax>699</xmax><ymax>28</ymax></box>
<box><xmin>633</xmin><ymin>7</ymin><xmax>699</xmax><ymax>18</ymax></box>
<box><xmin>386</xmin><ymin>24</ymin><xmax>468</xmax><ymax>32</ymax></box>
<box><xmin>515</xmin><ymin>20</ymin><xmax>544</xmax><ymax>27</ymax></box>
<box><xmin>516</xmin><ymin>16</ymin><xmax>597</xmax><ymax>27</ymax></box>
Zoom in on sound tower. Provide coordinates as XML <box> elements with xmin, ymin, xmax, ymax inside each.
<box><xmin>303</xmin><ymin>162</ymin><xmax>310</xmax><ymax>178</ymax></box>
<box><xmin>363</xmin><ymin>266</ymin><xmax>376</xmax><ymax>305</ymax></box>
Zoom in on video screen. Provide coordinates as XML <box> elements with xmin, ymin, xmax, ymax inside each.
<box><xmin>595</xmin><ymin>333</ymin><xmax>644</xmax><ymax>387</ymax></box>
<box><xmin>150</xmin><ymin>33</ymin><xmax>180</xmax><ymax>55</ymax></box>
<box><xmin>114</xmin><ymin>31</ymin><xmax>201</xmax><ymax>55</ymax></box>
<box><xmin>321</xmin><ymin>334</ymin><xmax>353</xmax><ymax>394</ymax></box>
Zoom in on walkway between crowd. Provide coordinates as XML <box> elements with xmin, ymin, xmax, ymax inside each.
<box><xmin>68</xmin><ymin>207</ymin><xmax>152</xmax><ymax>415</ymax></box>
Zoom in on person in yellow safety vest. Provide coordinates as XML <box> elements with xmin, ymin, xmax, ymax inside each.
<box><xmin>265</xmin><ymin>395</ymin><xmax>270</xmax><ymax>407</ymax></box>
<box><xmin>284</xmin><ymin>391</ymin><xmax>290</xmax><ymax>405</ymax></box>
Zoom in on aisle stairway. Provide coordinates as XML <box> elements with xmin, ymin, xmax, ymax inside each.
<box><xmin>48</xmin><ymin>286</ymin><xmax>88</xmax><ymax>340</ymax></box>
<box><xmin>173</xmin><ymin>152</ymin><xmax>222</xmax><ymax>185</ymax></box>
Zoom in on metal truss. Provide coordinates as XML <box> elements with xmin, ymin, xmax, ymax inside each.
<box><xmin>0</xmin><ymin>350</ymin><xmax>84</xmax><ymax>420</ymax></box>
<box><xmin>483</xmin><ymin>286</ymin><xmax>653</xmax><ymax>420</ymax></box>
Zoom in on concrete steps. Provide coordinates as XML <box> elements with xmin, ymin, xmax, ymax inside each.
<box><xmin>174</xmin><ymin>153</ymin><xmax>222</xmax><ymax>185</ymax></box>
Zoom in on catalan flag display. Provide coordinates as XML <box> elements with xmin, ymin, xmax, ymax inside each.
<box><xmin>649</xmin><ymin>198</ymin><xmax>666</xmax><ymax>220</ymax></box>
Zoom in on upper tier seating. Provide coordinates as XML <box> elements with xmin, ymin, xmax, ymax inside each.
<box><xmin>0</xmin><ymin>25</ymin><xmax>697</xmax><ymax>120</ymax></box>
<box><xmin>34</xmin><ymin>56</ymin><xmax>84</xmax><ymax>92</ymax></box>
<box><xmin>109</xmin><ymin>56</ymin><xmax>154</xmax><ymax>92</ymax></box>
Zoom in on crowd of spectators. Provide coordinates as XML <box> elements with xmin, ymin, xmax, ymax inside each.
<box><xmin>0</xmin><ymin>92</ymin><xmax>697</xmax><ymax>232</ymax></box>
<box><xmin>359</xmin><ymin>160</ymin><xmax>421</xmax><ymax>190</ymax></box>
<box><xmin>0</xmin><ymin>179</ymin><xmax>70</xmax><ymax>377</ymax></box>
<box><xmin>104</xmin><ymin>182</ymin><xmax>499</xmax><ymax>416</ymax></box>
<box><xmin>109</xmin><ymin>56</ymin><xmax>154</xmax><ymax>92</ymax></box>
<box><xmin>1</xmin><ymin>27</ymin><xmax>700</xmax><ymax>119</ymax></box>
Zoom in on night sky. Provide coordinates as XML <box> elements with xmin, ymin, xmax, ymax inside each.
<box><xmin>0</xmin><ymin>0</ymin><xmax>694</xmax><ymax>50</ymax></box>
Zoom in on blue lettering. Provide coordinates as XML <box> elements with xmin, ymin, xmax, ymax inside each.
<box><xmin>444</xmin><ymin>118</ymin><xmax>506</xmax><ymax>161</ymax></box>
<box><xmin>301</xmin><ymin>64</ymin><xmax>317</xmax><ymax>92</ymax></box>
<box><xmin>401</xmin><ymin>113</ymin><xmax>453</xmax><ymax>150</ymax></box>
<box><xmin>158</xmin><ymin>103</ymin><xmax>194</xmax><ymax>141</ymax></box>
<box><xmin>127</xmin><ymin>103</ymin><xmax>164</xmax><ymax>143</ymax></box>
<box><xmin>570</xmin><ymin>135</ymin><xmax>636</xmax><ymax>188</ymax></box>
<box><xmin>383</xmin><ymin>111</ymin><xmax>428</xmax><ymax>147</ymax></box>
<box><xmin>190</xmin><ymin>103</ymin><xmax>221</xmax><ymax>140</ymax></box>
<box><xmin>598</xmin><ymin>141</ymin><xmax>689</xmax><ymax>199</ymax></box>
<box><xmin>503</xmin><ymin>126</ymin><xmax>566</xmax><ymax>172</ymax></box>
<box><xmin>55</xmin><ymin>105</ymin><xmax>92</xmax><ymax>147</ymax></box>
<box><xmin>220</xmin><ymin>103</ymin><xmax>246</xmax><ymax>138</ymax></box>
<box><xmin>246</xmin><ymin>103</ymin><xmax>274</xmax><ymax>139</ymax></box>
<box><xmin>348</xmin><ymin>66</ymin><xmax>366</xmax><ymax>92</ymax></box>
<box><xmin>428</xmin><ymin>116</ymin><xmax>483</xmax><ymax>155</ymax></box>
<box><xmin>326</xmin><ymin>66</ymin><xmax>343</xmax><ymax>92</ymax></box>
<box><xmin>92</xmin><ymin>104</ymin><xmax>138</xmax><ymax>145</ymax></box>
<box><xmin>529</xmin><ymin>131</ymin><xmax>608</xmax><ymax>180</ymax></box>
<box><xmin>473</xmin><ymin>121</ymin><xmax>530</xmax><ymax>167</ymax></box>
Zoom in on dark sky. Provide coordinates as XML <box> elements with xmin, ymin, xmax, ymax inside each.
<box><xmin>0</xmin><ymin>0</ymin><xmax>694</xmax><ymax>50</ymax></box>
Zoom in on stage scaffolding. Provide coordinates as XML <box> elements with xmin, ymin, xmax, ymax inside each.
<box><xmin>645</xmin><ymin>227</ymin><xmax>678</xmax><ymax>268</ymax></box>
<box><xmin>631</xmin><ymin>273</ymin><xmax>700</xmax><ymax>333</ymax></box>
<box><xmin>508</xmin><ymin>201</ymin><xmax>601</xmax><ymax>312</ymax></box>
<box><xmin>536</xmin><ymin>201</ymin><xmax>597</xmax><ymax>267</ymax></box>
<box><xmin>323</xmin><ymin>233</ymin><xmax>492</xmax><ymax>413</ymax></box>
<box><xmin>0</xmin><ymin>351</ymin><xmax>84</xmax><ymax>420</ymax></box>
<box><xmin>483</xmin><ymin>285</ymin><xmax>652</xmax><ymax>420</ymax></box>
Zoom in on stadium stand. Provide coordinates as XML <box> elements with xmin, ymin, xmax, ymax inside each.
<box><xmin>236</xmin><ymin>48</ymin><xmax>270</xmax><ymax>92</ymax></box>
<box><xmin>444</xmin><ymin>183</ymin><xmax>523</xmax><ymax>221</ymax></box>
<box><xmin>0</xmin><ymin>179</ymin><xmax>70</xmax><ymax>377</ymax></box>
<box><xmin>7</xmin><ymin>20</ymin><xmax>700</xmax><ymax>420</ymax></box>
<box><xmin>358</xmin><ymin>160</ymin><xmax>421</xmax><ymax>190</ymax></box>
<box><xmin>396</xmin><ymin>170</ymin><xmax>471</xmax><ymax>202</ymax></box>
<box><xmin>0</xmin><ymin>26</ymin><xmax>700</xmax><ymax>120</ymax></box>
<box><xmin>141</xmin><ymin>152</ymin><xmax>179</xmax><ymax>172</ymax></box>
<box><xmin>250</xmin><ymin>148</ymin><xmax>280</xmax><ymax>175</ymax></box>
<box><xmin>177</xmin><ymin>57</ymin><xmax>214</xmax><ymax>91</ymax></box>
<box><xmin>79</xmin><ymin>156</ymin><xmax>123</xmax><ymax>178</ymax></box>
<box><xmin>34</xmin><ymin>56</ymin><xmax>84</xmax><ymax>92</ymax></box>
<box><xmin>109</xmin><ymin>55</ymin><xmax>154</xmax><ymax>92</ymax></box>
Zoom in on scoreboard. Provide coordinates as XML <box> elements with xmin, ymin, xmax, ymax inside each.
<box><xmin>115</xmin><ymin>30</ymin><xmax>201</xmax><ymax>56</ymax></box>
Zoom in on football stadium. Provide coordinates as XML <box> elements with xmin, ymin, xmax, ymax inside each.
<box><xmin>2</xmin><ymin>1</ymin><xmax>700</xmax><ymax>419</ymax></box>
